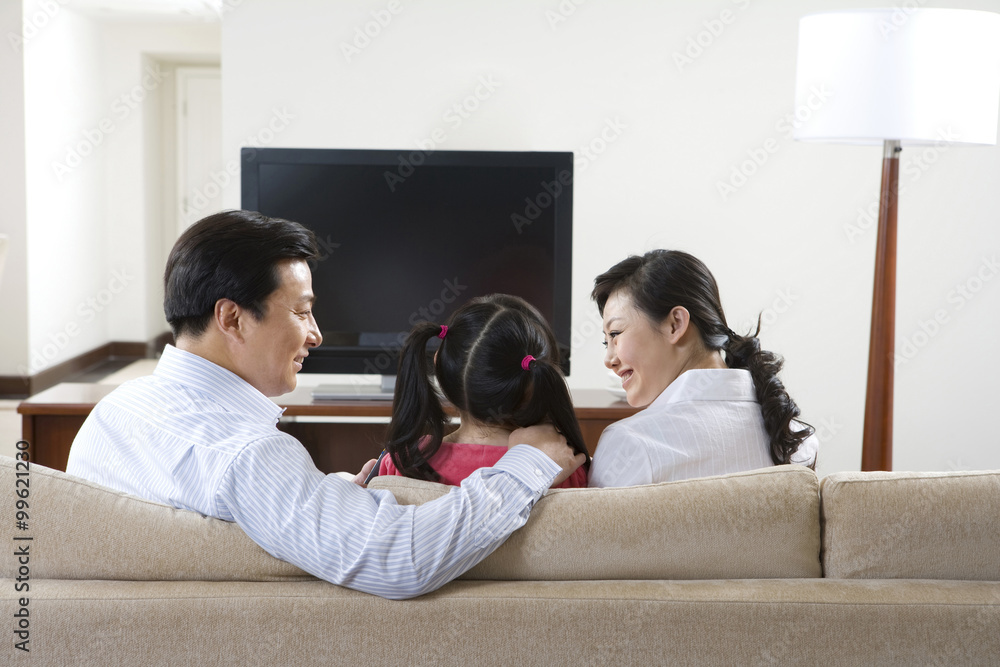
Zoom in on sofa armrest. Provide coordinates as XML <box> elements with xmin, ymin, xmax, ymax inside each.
<box><xmin>821</xmin><ymin>469</ymin><xmax>1000</xmax><ymax>580</ymax></box>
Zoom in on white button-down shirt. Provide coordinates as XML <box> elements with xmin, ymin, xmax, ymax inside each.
<box><xmin>588</xmin><ymin>368</ymin><xmax>819</xmax><ymax>488</ymax></box>
<box><xmin>66</xmin><ymin>345</ymin><xmax>559</xmax><ymax>599</ymax></box>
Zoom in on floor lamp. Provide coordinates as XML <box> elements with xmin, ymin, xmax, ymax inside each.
<box><xmin>793</xmin><ymin>9</ymin><xmax>1000</xmax><ymax>471</ymax></box>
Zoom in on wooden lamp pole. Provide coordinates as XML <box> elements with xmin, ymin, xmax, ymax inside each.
<box><xmin>860</xmin><ymin>139</ymin><xmax>901</xmax><ymax>472</ymax></box>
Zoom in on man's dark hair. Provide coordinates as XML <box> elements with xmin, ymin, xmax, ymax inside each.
<box><xmin>164</xmin><ymin>210</ymin><xmax>318</xmax><ymax>338</ymax></box>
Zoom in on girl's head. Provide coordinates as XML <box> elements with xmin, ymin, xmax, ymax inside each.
<box><xmin>387</xmin><ymin>294</ymin><xmax>588</xmax><ymax>481</ymax></box>
<box><xmin>593</xmin><ymin>250</ymin><xmax>814</xmax><ymax>466</ymax></box>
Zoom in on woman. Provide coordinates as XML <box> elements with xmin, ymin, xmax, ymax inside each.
<box><xmin>588</xmin><ymin>250</ymin><xmax>817</xmax><ymax>487</ymax></box>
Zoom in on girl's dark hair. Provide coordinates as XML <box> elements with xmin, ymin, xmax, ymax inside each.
<box><xmin>592</xmin><ymin>250</ymin><xmax>814</xmax><ymax>467</ymax></box>
<box><xmin>164</xmin><ymin>210</ymin><xmax>318</xmax><ymax>338</ymax></box>
<box><xmin>386</xmin><ymin>294</ymin><xmax>589</xmax><ymax>482</ymax></box>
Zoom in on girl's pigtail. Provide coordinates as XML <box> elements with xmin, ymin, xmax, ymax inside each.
<box><xmin>514</xmin><ymin>356</ymin><xmax>590</xmax><ymax>466</ymax></box>
<box><xmin>385</xmin><ymin>323</ymin><xmax>448</xmax><ymax>481</ymax></box>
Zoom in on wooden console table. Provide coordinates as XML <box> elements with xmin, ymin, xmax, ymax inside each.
<box><xmin>19</xmin><ymin>383</ymin><xmax>639</xmax><ymax>475</ymax></box>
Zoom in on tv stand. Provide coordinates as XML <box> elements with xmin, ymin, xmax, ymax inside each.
<box><xmin>19</xmin><ymin>383</ymin><xmax>640</xmax><ymax>475</ymax></box>
<box><xmin>311</xmin><ymin>375</ymin><xmax>396</xmax><ymax>401</ymax></box>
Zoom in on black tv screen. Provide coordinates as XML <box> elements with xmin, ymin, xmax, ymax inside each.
<box><xmin>241</xmin><ymin>148</ymin><xmax>573</xmax><ymax>376</ymax></box>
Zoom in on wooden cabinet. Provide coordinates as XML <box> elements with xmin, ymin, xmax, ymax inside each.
<box><xmin>19</xmin><ymin>383</ymin><xmax>638</xmax><ymax>474</ymax></box>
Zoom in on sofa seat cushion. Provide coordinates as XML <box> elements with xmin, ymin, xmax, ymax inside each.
<box><xmin>13</xmin><ymin>578</ymin><xmax>1000</xmax><ymax>666</ymax></box>
<box><xmin>371</xmin><ymin>464</ymin><xmax>823</xmax><ymax>580</ymax></box>
<box><xmin>821</xmin><ymin>469</ymin><xmax>1000</xmax><ymax>580</ymax></box>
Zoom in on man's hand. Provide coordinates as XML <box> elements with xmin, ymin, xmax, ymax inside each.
<box><xmin>353</xmin><ymin>458</ymin><xmax>378</xmax><ymax>487</ymax></box>
<box><xmin>508</xmin><ymin>424</ymin><xmax>586</xmax><ymax>487</ymax></box>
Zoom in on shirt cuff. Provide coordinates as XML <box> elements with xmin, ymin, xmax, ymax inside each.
<box><xmin>488</xmin><ymin>444</ymin><xmax>561</xmax><ymax>497</ymax></box>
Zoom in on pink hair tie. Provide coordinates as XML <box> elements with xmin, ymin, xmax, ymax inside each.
<box><xmin>520</xmin><ymin>355</ymin><xmax>535</xmax><ymax>371</ymax></box>
<box><xmin>437</xmin><ymin>325</ymin><xmax>448</xmax><ymax>339</ymax></box>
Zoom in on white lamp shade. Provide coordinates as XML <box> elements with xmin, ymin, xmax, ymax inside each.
<box><xmin>794</xmin><ymin>9</ymin><xmax>1000</xmax><ymax>145</ymax></box>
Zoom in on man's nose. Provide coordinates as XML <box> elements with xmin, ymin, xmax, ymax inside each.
<box><xmin>307</xmin><ymin>314</ymin><xmax>322</xmax><ymax>347</ymax></box>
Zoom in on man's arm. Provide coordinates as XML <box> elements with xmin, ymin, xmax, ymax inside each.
<box><xmin>217</xmin><ymin>436</ymin><xmax>563</xmax><ymax>600</ymax></box>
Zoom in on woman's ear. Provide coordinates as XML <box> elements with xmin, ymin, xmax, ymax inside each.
<box><xmin>662</xmin><ymin>306</ymin><xmax>690</xmax><ymax>343</ymax></box>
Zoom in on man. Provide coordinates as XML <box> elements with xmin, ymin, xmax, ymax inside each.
<box><xmin>66</xmin><ymin>210</ymin><xmax>583</xmax><ymax>600</ymax></box>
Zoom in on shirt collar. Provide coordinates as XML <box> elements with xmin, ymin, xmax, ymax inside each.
<box><xmin>153</xmin><ymin>345</ymin><xmax>286</xmax><ymax>424</ymax></box>
<box><xmin>650</xmin><ymin>368</ymin><xmax>756</xmax><ymax>408</ymax></box>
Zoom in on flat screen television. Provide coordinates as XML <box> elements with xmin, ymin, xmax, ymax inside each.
<box><xmin>241</xmin><ymin>147</ymin><xmax>574</xmax><ymax>389</ymax></box>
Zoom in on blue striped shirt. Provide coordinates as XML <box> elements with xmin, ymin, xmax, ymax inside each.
<box><xmin>66</xmin><ymin>345</ymin><xmax>560</xmax><ymax>599</ymax></box>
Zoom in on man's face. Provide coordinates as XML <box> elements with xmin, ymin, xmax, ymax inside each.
<box><xmin>237</xmin><ymin>259</ymin><xmax>321</xmax><ymax>397</ymax></box>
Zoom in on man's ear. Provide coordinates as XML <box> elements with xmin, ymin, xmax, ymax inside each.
<box><xmin>214</xmin><ymin>299</ymin><xmax>246</xmax><ymax>343</ymax></box>
<box><xmin>662</xmin><ymin>306</ymin><xmax>690</xmax><ymax>343</ymax></box>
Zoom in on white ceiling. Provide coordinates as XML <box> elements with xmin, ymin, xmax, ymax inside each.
<box><xmin>66</xmin><ymin>0</ymin><xmax>224</xmax><ymax>22</ymax></box>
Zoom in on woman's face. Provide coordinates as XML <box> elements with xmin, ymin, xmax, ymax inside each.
<box><xmin>601</xmin><ymin>291</ymin><xmax>680</xmax><ymax>408</ymax></box>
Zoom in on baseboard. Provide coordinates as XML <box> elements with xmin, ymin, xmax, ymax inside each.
<box><xmin>0</xmin><ymin>376</ymin><xmax>31</xmax><ymax>398</ymax></box>
<box><xmin>0</xmin><ymin>332</ymin><xmax>174</xmax><ymax>399</ymax></box>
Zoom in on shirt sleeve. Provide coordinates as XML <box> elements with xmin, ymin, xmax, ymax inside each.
<box><xmin>216</xmin><ymin>436</ymin><xmax>560</xmax><ymax>599</ymax></box>
<box><xmin>587</xmin><ymin>422</ymin><xmax>653</xmax><ymax>488</ymax></box>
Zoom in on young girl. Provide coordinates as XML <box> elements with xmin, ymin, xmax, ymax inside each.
<box><xmin>376</xmin><ymin>294</ymin><xmax>589</xmax><ymax>488</ymax></box>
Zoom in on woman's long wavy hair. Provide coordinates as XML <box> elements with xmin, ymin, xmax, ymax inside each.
<box><xmin>592</xmin><ymin>250</ymin><xmax>814</xmax><ymax>467</ymax></box>
<box><xmin>385</xmin><ymin>294</ymin><xmax>589</xmax><ymax>482</ymax></box>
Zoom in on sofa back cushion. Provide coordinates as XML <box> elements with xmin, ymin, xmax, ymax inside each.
<box><xmin>371</xmin><ymin>465</ymin><xmax>823</xmax><ymax>580</ymax></box>
<box><xmin>821</xmin><ymin>470</ymin><xmax>1000</xmax><ymax>580</ymax></box>
<box><xmin>0</xmin><ymin>455</ymin><xmax>313</xmax><ymax>581</ymax></box>
<box><xmin>0</xmin><ymin>456</ymin><xmax>821</xmax><ymax>582</ymax></box>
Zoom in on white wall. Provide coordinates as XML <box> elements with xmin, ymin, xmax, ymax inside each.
<box><xmin>97</xmin><ymin>22</ymin><xmax>220</xmax><ymax>343</ymax></box>
<box><xmin>0</xmin><ymin>0</ymin><xmax>29</xmax><ymax>376</ymax></box>
<box><xmin>9</xmin><ymin>3</ymin><xmax>219</xmax><ymax>378</ymax></box>
<box><xmin>221</xmin><ymin>0</ymin><xmax>1000</xmax><ymax>475</ymax></box>
<box><xmin>24</xmin><ymin>5</ymin><xmax>109</xmax><ymax>376</ymax></box>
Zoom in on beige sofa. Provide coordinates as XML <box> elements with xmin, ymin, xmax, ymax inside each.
<box><xmin>2</xmin><ymin>456</ymin><xmax>998</xmax><ymax>665</ymax></box>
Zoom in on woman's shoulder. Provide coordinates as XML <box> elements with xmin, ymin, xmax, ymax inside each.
<box><xmin>601</xmin><ymin>397</ymin><xmax>680</xmax><ymax>435</ymax></box>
